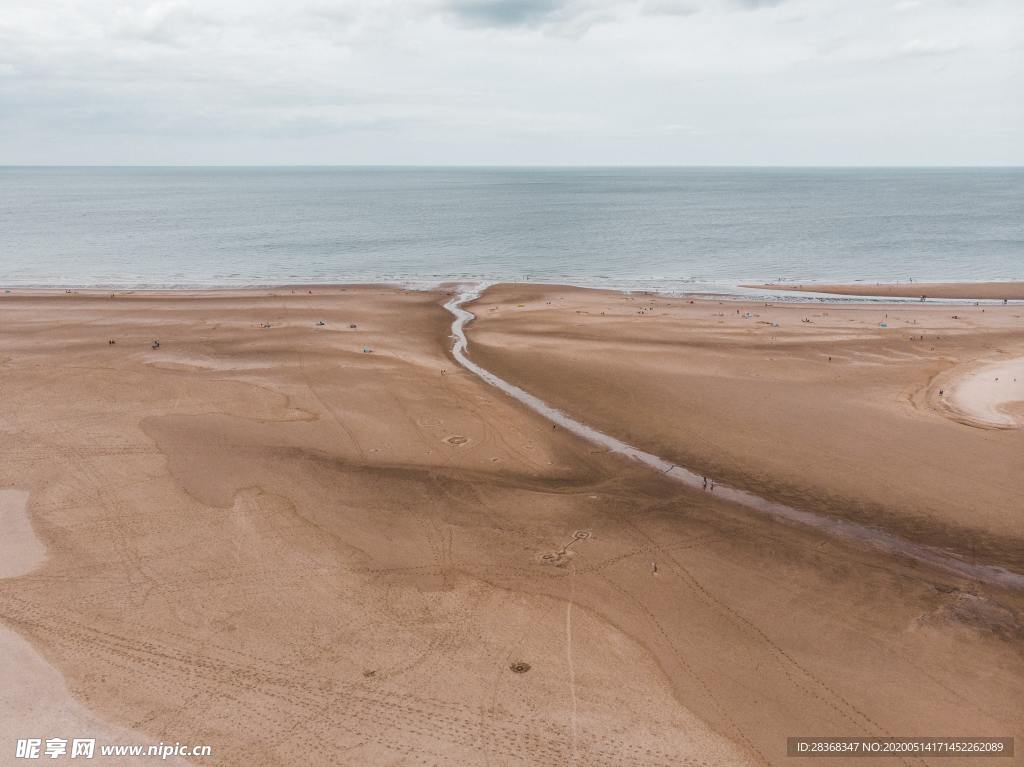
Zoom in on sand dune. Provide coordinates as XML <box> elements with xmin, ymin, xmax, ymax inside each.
<box><xmin>0</xmin><ymin>285</ymin><xmax>1021</xmax><ymax>766</ymax></box>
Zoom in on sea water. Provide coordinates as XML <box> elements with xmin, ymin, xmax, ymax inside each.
<box><xmin>1</xmin><ymin>166</ymin><xmax>1021</xmax><ymax>290</ymax></box>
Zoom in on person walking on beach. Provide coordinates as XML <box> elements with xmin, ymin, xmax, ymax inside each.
<box><xmin>702</xmin><ymin>476</ymin><xmax>707</xmax><ymax>490</ymax></box>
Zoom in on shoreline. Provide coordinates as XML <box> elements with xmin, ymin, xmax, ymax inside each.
<box><xmin>744</xmin><ymin>280</ymin><xmax>1024</xmax><ymax>301</ymax></box>
<box><xmin>4</xmin><ymin>278</ymin><xmax>1024</xmax><ymax>304</ymax></box>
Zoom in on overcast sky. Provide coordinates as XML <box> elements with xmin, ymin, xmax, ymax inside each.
<box><xmin>1</xmin><ymin>0</ymin><xmax>1020</xmax><ymax>165</ymax></box>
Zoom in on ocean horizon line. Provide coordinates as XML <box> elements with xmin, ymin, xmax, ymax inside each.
<box><xmin>3</xmin><ymin>164</ymin><xmax>1023</xmax><ymax>171</ymax></box>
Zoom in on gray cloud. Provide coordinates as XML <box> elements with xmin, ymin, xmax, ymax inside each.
<box><xmin>734</xmin><ymin>0</ymin><xmax>786</xmax><ymax>8</ymax></box>
<box><xmin>641</xmin><ymin>0</ymin><xmax>700</xmax><ymax>17</ymax></box>
<box><xmin>446</xmin><ymin>0</ymin><xmax>566</xmax><ymax>27</ymax></box>
<box><xmin>0</xmin><ymin>0</ymin><xmax>1020</xmax><ymax>165</ymax></box>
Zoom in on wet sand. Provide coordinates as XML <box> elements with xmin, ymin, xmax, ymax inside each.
<box><xmin>0</xmin><ymin>490</ymin><xmax>43</xmax><ymax>578</ymax></box>
<box><xmin>469</xmin><ymin>284</ymin><xmax>1024</xmax><ymax>571</ymax></box>
<box><xmin>448</xmin><ymin>292</ymin><xmax>1024</xmax><ymax>589</ymax></box>
<box><xmin>1</xmin><ymin>285</ymin><xmax>1022</xmax><ymax>766</ymax></box>
<box><xmin>743</xmin><ymin>281</ymin><xmax>1024</xmax><ymax>300</ymax></box>
<box><xmin>0</xmin><ymin>489</ymin><xmax>186</xmax><ymax>765</ymax></box>
<box><xmin>942</xmin><ymin>358</ymin><xmax>1024</xmax><ymax>429</ymax></box>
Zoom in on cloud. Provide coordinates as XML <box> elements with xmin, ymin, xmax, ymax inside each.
<box><xmin>641</xmin><ymin>0</ymin><xmax>700</xmax><ymax>17</ymax></box>
<box><xmin>896</xmin><ymin>38</ymin><xmax>964</xmax><ymax>58</ymax></box>
<box><xmin>816</xmin><ymin>35</ymin><xmax>966</xmax><ymax>64</ymax></box>
<box><xmin>445</xmin><ymin>0</ymin><xmax>566</xmax><ymax>27</ymax></box>
<box><xmin>0</xmin><ymin>0</ymin><xmax>1019</xmax><ymax>164</ymax></box>
<box><xmin>111</xmin><ymin>2</ymin><xmax>225</xmax><ymax>47</ymax></box>
<box><xmin>733</xmin><ymin>0</ymin><xmax>786</xmax><ymax>9</ymax></box>
<box><xmin>440</xmin><ymin>0</ymin><xmax>620</xmax><ymax>34</ymax></box>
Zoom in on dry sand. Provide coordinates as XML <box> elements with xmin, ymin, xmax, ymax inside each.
<box><xmin>0</xmin><ymin>285</ymin><xmax>1022</xmax><ymax>766</ymax></box>
<box><xmin>743</xmin><ymin>281</ymin><xmax>1024</xmax><ymax>300</ymax></box>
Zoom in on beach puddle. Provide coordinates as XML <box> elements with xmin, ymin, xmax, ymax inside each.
<box><xmin>0</xmin><ymin>624</ymin><xmax>188</xmax><ymax>766</ymax></box>
<box><xmin>0</xmin><ymin>489</ymin><xmax>188</xmax><ymax>764</ymax></box>
<box><xmin>0</xmin><ymin>489</ymin><xmax>44</xmax><ymax>578</ymax></box>
<box><xmin>945</xmin><ymin>357</ymin><xmax>1024</xmax><ymax>429</ymax></box>
<box><xmin>446</xmin><ymin>292</ymin><xmax>1024</xmax><ymax>590</ymax></box>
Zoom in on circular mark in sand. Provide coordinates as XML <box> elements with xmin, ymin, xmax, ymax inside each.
<box><xmin>509</xmin><ymin>661</ymin><xmax>531</xmax><ymax>674</ymax></box>
<box><xmin>539</xmin><ymin>550</ymin><xmax>574</xmax><ymax>567</ymax></box>
<box><xmin>573</xmin><ymin>530</ymin><xmax>592</xmax><ymax>540</ymax></box>
<box><xmin>445</xmin><ymin>435</ymin><xmax>470</xmax><ymax>446</ymax></box>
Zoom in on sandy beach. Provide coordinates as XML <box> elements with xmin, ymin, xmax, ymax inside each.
<box><xmin>744</xmin><ymin>281</ymin><xmax>1024</xmax><ymax>300</ymax></box>
<box><xmin>1</xmin><ymin>284</ymin><xmax>1021</xmax><ymax>766</ymax></box>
